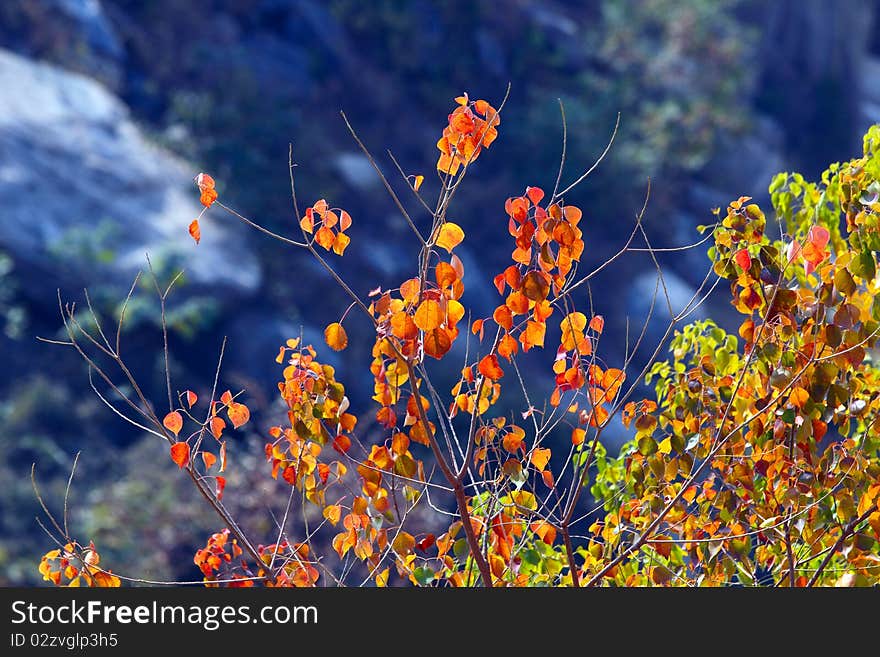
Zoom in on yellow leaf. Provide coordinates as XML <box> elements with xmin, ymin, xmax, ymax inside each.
<box><xmin>658</xmin><ymin>437</ymin><xmax>672</xmax><ymax>455</ymax></box>
<box><xmin>414</xmin><ymin>300</ymin><xmax>443</xmax><ymax>331</ymax></box>
<box><xmin>530</xmin><ymin>447</ymin><xmax>551</xmax><ymax>471</ymax></box>
<box><xmin>324</xmin><ymin>322</ymin><xmax>348</xmax><ymax>351</ymax></box>
<box><xmin>436</xmin><ymin>222</ymin><xmax>465</xmax><ymax>252</ymax></box>
<box><xmin>413</xmin><ymin>175</ymin><xmax>424</xmax><ymax>192</ymax></box>
<box><xmin>323</xmin><ymin>505</ymin><xmax>342</xmax><ymax>526</ymax></box>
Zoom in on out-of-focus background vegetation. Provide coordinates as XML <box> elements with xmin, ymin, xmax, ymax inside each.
<box><xmin>1</xmin><ymin>0</ymin><xmax>879</xmax><ymax>584</ymax></box>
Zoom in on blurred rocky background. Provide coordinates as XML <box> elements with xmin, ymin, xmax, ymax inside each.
<box><xmin>1</xmin><ymin>0</ymin><xmax>878</xmax><ymax>584</ymax></box>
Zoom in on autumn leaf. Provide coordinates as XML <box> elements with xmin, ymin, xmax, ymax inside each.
<box><xmin>163</xmin><ymin>411</ymin><xmax>183</xmax><ymax>436</ymax></box>
<box><xmin>521</xmin><ymin>270</ymin><xmax>550</xmax><ymax>302</ymax></box>
<box><xmin>530</xmin><ymin>447</ymin><xmax>551</xmax><ymax>471</ymax></box>
<box><xmin>478</xmin><ymin>354</ymin><xmax>504</xmax><ymax>380</ymax></box>
<box><xmin>414</xmin><ymin>300</ymin><xmax>443</xmax><ymax>331</ymax></box>
<box><xmin>185</xmin><ymin>390</ymin><xmax>198</xmax><ymax>408</ymax></box>
<box><xmin>526</xmin><ymin>186</ymin><xmax>545</xmax><ymax>206</ymax></box>
<box><xmin>195</xmin><ymin>173</ymin><xmax>218</xmax><ymax>208</ymax></box>
<box><xmin>324</xmin><ymin>322</ymin><xmax>348</xmax><ymax>351</ymax></box>
<box><xmin>170</xmin><ymin>442</ymin><xmax>190</xmax><ymax>469</ymax></box>
<box><xmin>391</xmin><ymin>311</ymin><xmax>419</xmax><ymax>340</ymax></box>
<box><xmin>735</xmin><ymin>248</ymin><xmax>751</xmax><ymax>271</ymax></box>
<box><xmin>423</xmin><ymin>328</ymin><xmax>452</xmax><ymax>359</ymax></box>
<box><xmin>227</xmin><ymin>402</ymin><xmax>250</xmax><ymax>429</ymax></box>
<box><xmin>436</xmin><ymin>222</ymin><xmax>465</xmax><ymax>252</ymax></box>
<box><xmin>323</xmin><ymin>505</ymin><xmax>342</xmax><ymax>525</ymax></box>
<box><xmin>201</xmin><ymin>451</ymin><xmax>217</xmax><ymax>470</ymax></box>
<box><xmin>188</xmin><ymin>219</ymin><xmax>201</xmax><ymax>244</ymax></box>
<box><xmin>210</xmin><ymin>416</ymin><xmax>226</xmax><ymax>440</ymax></box>
<box><xmin>413</xmin><ymin>175</ymin><xmax>424</xmax><ymax>191</ymax></box>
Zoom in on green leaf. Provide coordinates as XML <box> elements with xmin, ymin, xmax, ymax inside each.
<box><xmin>637</xmin><ymin>435</ymin><xmax>658</xmax><ymax>456</ymax></box>
<box><xmin>412</xmin><ymin>567</ymin><xmax>435</xmax><ymax>586</ymax></box>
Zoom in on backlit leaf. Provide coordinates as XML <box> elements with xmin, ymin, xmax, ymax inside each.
<box><xmin>478</xmin><ymin>354</ymin><xmax>504</xmax><ymax>380</ymax></box>
<box><xmin>436</xmin><ymin>222</ymin><xmax>465</xmax><ymax>252</ymax></box>
<box><xmin>163</xmin><ymin>411</ymin><xmax>183</xmax><ymax>436</ymax></box>
<box><xmin>324</xmin><ymin>322</ymin><xmax>349</xmax><ymax>351</ymax></box>
<box><xmin>170</xmin><ymin>441</ymin><xmax>190</xmax><ymax>468</ymax></box>
<box><xmin>414</xmin><ymin>300</ymin><xmax>443</xmax><ymax>331</ymax></box>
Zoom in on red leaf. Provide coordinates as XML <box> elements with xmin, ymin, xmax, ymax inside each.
<box><xmin>163</xmin><ymin>411</ymin><xmax>183</xmax><ymax>436</ymax></box>
<box><xmin>215</xmin><ymin>476</ymin><xmax>226</xmax><ymax>500</ymax></box>
<box><xmin>416</xmin><ymin>534</ymin><xmax>436</xmax><ymax>552</ymax></box>
<box><xmin>735</xmin><ymin>248</ymin><xmax>751</xmax><ymax>271</ymax></box>
<box><xmin>170</xmin><ymin>442</ymin><xmax>190</xmax><ymax>469</ymax></box>
<box><xmin>526</xmin><ymin>186</ymin><xmax>544</xmax><ymax>206</ymax></box>
<box><xmin>282</xmin><ymin>465</ymin><xmax>297</xmax><ymax>486</ymax></box>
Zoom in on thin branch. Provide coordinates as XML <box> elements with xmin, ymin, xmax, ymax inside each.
<box><xmin>554</xmin><ymin>112</ymin><xmax>620</xmax><ymax>201</ymax></box>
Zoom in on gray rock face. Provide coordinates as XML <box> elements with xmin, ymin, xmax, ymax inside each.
<box><xmin>0</xmin><ymin>49</ymin><xmax>260</xmax><ymax>299</ymax></box>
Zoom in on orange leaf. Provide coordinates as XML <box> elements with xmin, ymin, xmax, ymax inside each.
<box><xmin>530</xmin><ymin>520</ymin><xmax>556</xmax><ymax>545</ymax></box>
<box><xmin>391</xmin><ymin>311</ymin><xmax>419</xmax><ymax>340</ymax></box>
<box><xmin>188</xmin><ymin>219</ymin><xmax>201</xmax><ymax>244</ymax></box>
<box><xmin>571</xmin><ymin>428</ymin><xmax>585</xmax><ymax>446</ymax></box>
<box><xmin>423</xmin><ymin>328</ymin><xmax>452</xmax><ymax>359</ymax></box>
<box><xmin>413</xmin><ymin>175</ymin><xmax>424</xmax><ymax>192</ymax></box>
<box><xmin>201</xmin><ymin>451</ymin><xmax>217</xmax><ymax>470</ymax></box>
<box><xmin>315</xmin><ymin>226</ymin><xmax>335</xmax><ymax>251</ymax></box>
<box><xmin>170</xmin><ymin>442</ymin><xmax>190</xmax><ymax>469</ymax></box>
<box><xmin>735</xmin><ymin>248</ymin><xmax>751</xmax><ymax>271</ymax></box>
<box><xmin>789</xmin><ymin>387</ymin><xmax>809</xmax><ymax>409</ymax></box>
<box><xmin>220</xmin><ymin>390</ymin><xmax>233</xmax><ymax>405</ymax></box>
<box><xmin>219</xmin><ymin>441</ymin><xmax>227</xmax><ymax>472</ymax></box>
<box><xmin>196</xmin><ymin>173</ymin><xmax>218</xmax><ymax>208</ymax></box>
<box><xmin>530</xmin><ymin>447</ymin><xmax>551</xmax><ymax>471</ymax></box>
<box><xmin>282</xmin><ymin>465</ymin><xmax>297</xmax><ymax>486</ymax></box>
<box><xmin>589</xmin><ymin>315</ymin><xmax>605</xmax><ymax>334</ymax></box>
<box><xmin>185</xmin><ymin>390</ymin><xmax>198</xmax><ymax>408</ymax></box>
<box><xmin>521</xmin><ymin>321</ymin><xmax>546</xmax><ymax>350</ymax></box>
<box><xmin>414</xmin><ymin>300</ymin><xmax>443</xmax><ymax>331</ymax></box>
<box><xmin>210</xmin><ymin>416</ymin><xmax>226</xmax><ymax>439</ymax></box>
<box><xmin>215</xmin><ymin>476</ymin><xmax>226</xmax><ymax>500</ymax></box>
<box><xmin>497</xmin><ymin>333</ymin><xmax>518</xmax><ymax>360</ymax></box>
<box><xmin>526</xmin><ymin>186</ymin><xmax>545</xmax><ymax>206</ymax></box>
<box><xmin>324</xmin><ymin>322</ymin><xmax>349</xmax><ymax>351</ymax></box>
<box><xmin>436</xmin><ymin>261</ymin><xmax>458</xmax><ymax>288</ymax></box>
<box><xmin>478</xmin><ymin>354</ymin><xmax>504</xmax><ymax>380</ymax></box>
<box><xmin>436</xmin><ymin>222</ymin><xmax>465</xmax><ymax>252</ymax></box>
<box><xmin>163</xmin><ymin>411</ymin><xmax>183</xmax><ymax>436</ymax></box>
<box><xmin>200</xmin><ymin>188</ymin><xmax>218</xmax><ymax>208</ymax></box>
<box><xmin>227</xmin><ymin>402</ymin><xmax>250</xmax><ymax>429</ymax></box>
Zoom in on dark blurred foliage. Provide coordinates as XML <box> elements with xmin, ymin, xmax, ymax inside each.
<box><xmin>1</xmin><ymin>0</ymin><xmax>878</xmax><ymax>583</ymax></box>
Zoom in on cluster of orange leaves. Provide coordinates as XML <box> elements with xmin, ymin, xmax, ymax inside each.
<box><xmin>162</xmin><ymin>388</ymin><xmax>248</xmax><ymax>501</ymax></box>
<box><xmin>193</xmin><ymin>529</ymin><xmax>319</xmax><ymax>587</ymax></box>
<box><xmin>436</xmin><ymin>93</ymin><xmax>500</xmax><ymax>175</ymax></box>
<box><xmin>39</xmin><ymin>542</ymin><xmax>120</xmax><ymax>587</ymax></box>
<box><xmin>188</xmin><ymin>173</ymin><xmax>219</xmax><ymax>244</ymax></box>
<box><xmin>300</xmin><ymin>199</ymin><xmax>353</xmax><ymax>255</ymax></box>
